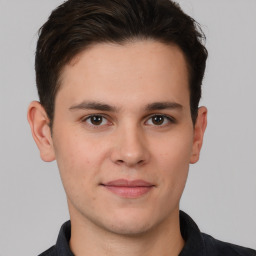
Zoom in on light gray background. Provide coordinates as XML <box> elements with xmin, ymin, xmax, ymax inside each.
<box><xmin>1</xmin><ymin>0</ymin><xmax>256</xmax><ymax>255</ymax></box>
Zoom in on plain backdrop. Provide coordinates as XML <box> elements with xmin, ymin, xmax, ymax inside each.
<box><xmin>0</xmin><ymin>0</ymin><xmax>256</xmax><ymax>255</ymax></box>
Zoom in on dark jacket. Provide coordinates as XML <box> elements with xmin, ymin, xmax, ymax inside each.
<box><xmin>39</xmin><ymin>211</ymin><xmax>256</xmax><ymax>256</ymax></box>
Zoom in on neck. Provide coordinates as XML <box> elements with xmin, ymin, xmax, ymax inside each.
<box><xmin>69</xmin><ymin>208</ymin><xmax>184</xmax><ymax>256</ymax></box>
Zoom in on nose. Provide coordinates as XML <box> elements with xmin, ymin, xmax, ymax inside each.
<box><xmin>110</xmin><ymin>125</ymin><xmax>150</xmax><ymax>167</ymax></box>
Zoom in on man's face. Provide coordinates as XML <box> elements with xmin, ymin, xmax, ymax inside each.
<box><xmin>41</xmin><ymin>41</ymin><xmax>206</xmax><ymax>235</ymax></box>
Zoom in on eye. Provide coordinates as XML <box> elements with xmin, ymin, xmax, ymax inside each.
<box><xmin>83</xmin><ymin>115</ymin><xmax>109</xmax><ymax>126</ymax></box>
<box><xmin>145</xmin><ymin>114</ymin><xmax>174</xmax><ymax>126</ymax></box>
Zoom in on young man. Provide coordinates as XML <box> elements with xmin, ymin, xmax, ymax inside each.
<box><xmin>27</xmin><ymin>0</ymin><xmax>256</xmax><ymax>255</ymax></box>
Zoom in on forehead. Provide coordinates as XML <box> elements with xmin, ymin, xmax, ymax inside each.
<box><xmin>57</xmin><ymin>40</ymin><xmax>190</xmax><ymax>109</ymax></box>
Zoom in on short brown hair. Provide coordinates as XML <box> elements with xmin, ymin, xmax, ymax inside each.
<box><xmin>35</xmin><ymin>0</ymin><xmax>208</xmax><ymax>128</ymax></box>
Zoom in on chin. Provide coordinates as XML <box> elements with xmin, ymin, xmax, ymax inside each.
<box><xmin>98</xmin><ymin>210</ymin><xmax>162</xmax><ymax>236</ymax></box>
<box><xmin>105</xmin><ymin>220</ymin><xmax>154</xmax><ymax>236</ymax></box>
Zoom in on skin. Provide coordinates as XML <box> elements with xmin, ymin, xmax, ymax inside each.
<box><xmin>28</xmin><ymin>40</ymin><xmax>207</xmax><ymax>256</ymax></box>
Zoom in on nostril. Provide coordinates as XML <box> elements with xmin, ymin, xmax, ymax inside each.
<box><xmin>137</xmin><ymin>160</ymin><xmax>144</xmax><ymax>165</ymax></box>
<box><xmin>116</xmin><ymin>159</ymin><xmax>124</xmax><ymax>165</ymax></box>
<box><xmin>115</xmin><ymin>159</ymin><xmax>145</xmax><ymax>166</ymax></box>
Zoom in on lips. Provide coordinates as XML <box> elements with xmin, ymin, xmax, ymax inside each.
<box><xmin>101</xmin><ymin>179</ymin><xmax>155</xmax><ymax>198</ymax></box>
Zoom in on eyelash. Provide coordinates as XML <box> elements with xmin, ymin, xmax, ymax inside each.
<box><xmin>81</xmin><ymin>114</ymin><xmax>176</xmax><ymax>128</ymax></box>
<box><xmin>81</xmin><ymin>114</ymin><xmax>111</xmax><ymax>128</ymax></box>
<box><xmin>145</xmin><ymin>114</ymin><xmax>176</xmax><ymax>126</ymax></box>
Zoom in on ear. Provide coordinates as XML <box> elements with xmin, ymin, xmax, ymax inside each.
<box><xmin>190</xmin><ymin>106</ymin><xmax>207</xmax><ymax>164</ymax></box>
<box><xmin>27</xmin><ymin>101</ymin><xmax>56</xmax><ymax>162</ymax></box>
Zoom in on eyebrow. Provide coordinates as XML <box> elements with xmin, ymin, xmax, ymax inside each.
<box><xmin>69</xmin><ymin>101</ymin><xmax>183</xmax><ymax>112</ymax></box>
<box><xmin>69</xmin><ymin>101</ymin><xmax>118</xmax><ymax>112</ymax></box>
<box><xmin>145</xmin><ymin>102</ymin><xmax>183</xmax><ymax>111</ymax></box>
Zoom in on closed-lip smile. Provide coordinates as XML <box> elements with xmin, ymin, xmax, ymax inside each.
<box><xmin>101</xmin><ymin>179</ymin><xmax>155</xmax><ymax>198</ymax></box>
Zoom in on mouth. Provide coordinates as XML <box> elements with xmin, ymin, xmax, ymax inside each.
<box><xmin>100</xmin><ymin>179</ymin><xmax>155</xmax><ymax>198</ymax></box>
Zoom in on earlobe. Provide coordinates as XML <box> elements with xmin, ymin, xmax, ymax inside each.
<box><xmin>190</xmin><ymin>106</ymin><xmax>207</xmax><ymax>164</ymax></box>
<box><xmin>27</xmin><ymin>101</ymin><xmax>56</xmax><ymax>162</ymax></box>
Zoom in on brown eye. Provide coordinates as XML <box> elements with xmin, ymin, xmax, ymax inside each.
<box><xmin>90</xmin><ymin>116</ymin><xmax>103</xmax><ymax>125</ymax></box>
<box><xmin>151</xmin><ymin>115</ymin><xmax>165</xmax><ymax>125</ymax></box>
<box><xmin>85</xmin><ymin>115</ymin><xmax>108</xmax><ymax>126</ymax></box>
<box><xmin>145</xmin><ymin>114</ymin><xmax>173</xmax><ymax>126</ymax></box>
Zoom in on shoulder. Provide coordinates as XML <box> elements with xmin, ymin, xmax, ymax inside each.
<box><xmin>38</xmin><ymin>245</ymin><xmax>57</xmax><ymax>256</ymax></box>
<box><xmin>202</xmin><ymin>233</ymin><xmax>256</xmax><ymax>256</ymax></box>
<box><xmin>37</xmin><ymin>220</ymin><xmax>73</xmax><ymax>256</ymax></box>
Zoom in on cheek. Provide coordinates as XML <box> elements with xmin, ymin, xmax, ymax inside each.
<box><xmin>54</xmin><ymin>125</ymin><xmax>105</xmax><ymax>166</ymax></box>
<box><xmin>155</xmin><ymin>128</ymin><xmax>193</xmax><ymax>165</ymax></box>
<box><xmin>52</xmin><ymin>128</ymin><xmax>105</xmax><ymax>194</ymax></box>
<box><xmin>153</xmin><ymin>130</ymin><xmax>193</xmax><ymax>190</ymax></box>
